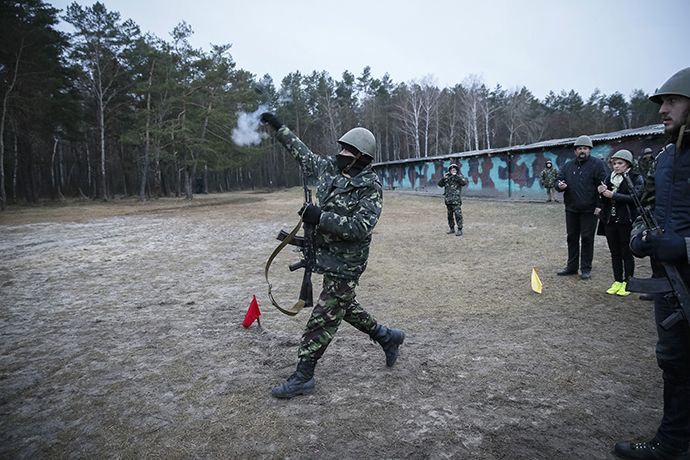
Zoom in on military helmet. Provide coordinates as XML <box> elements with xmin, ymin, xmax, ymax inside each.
<box><xmin>649</xmin><ymin>67</ymin><xmax>690</xmax><ymax>104</ymax></box>
<box><xmin>338</xmin><ymin>127</ymin><xmax>376</xmax><ymax>158</ymax></box>
<box><xmin>573</xmin><ymin>135</ymin><xmax>593</xmax><ymax>148</ymax></box>
<box><xmin>643</xmin><ymin>148</ymin><xmax>653</xmax><ymax>154</ymax></box>
<box><xmin>449</xmin><ymin>163</ymin><xmax>459</xmax><ymax>172</ymax></box>
<box><xmin>611</xmin><ymin>149</ymin><xmax>633</xmax><ymax>165</ymax></box>
<box><xmin>545</xmin><ymin>159</ymin><xmax>552</xmax><ymax>165</ymax></box>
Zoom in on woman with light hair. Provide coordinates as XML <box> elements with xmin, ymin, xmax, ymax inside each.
<box><xmin>596</xmin><ymin>149</ymin><xmax>645</xmax><ymax>296</ymax></box>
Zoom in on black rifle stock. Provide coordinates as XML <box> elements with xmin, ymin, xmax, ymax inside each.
<box><xmin>624</xmin><ymin>174</ymin><xmax>690</xmax><ymax>330</ymax></box>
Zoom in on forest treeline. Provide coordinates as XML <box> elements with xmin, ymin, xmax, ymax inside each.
<box><xmin>0</xmin><ymin>0</ymin><xmax>662</xmax><ymax>210</ymax></box>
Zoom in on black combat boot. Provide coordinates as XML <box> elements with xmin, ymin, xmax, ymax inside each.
<box><xmin>370</xmin><ymin>324</ymin><xmax>405</xmax><ymax>367</ymax></box>
<box><xmin>271</xmin><ymin>360</ymin><xmax>316</xmax><ymax>399</ymax></box>
<box><xmin>447</xmin><ymin>227</ymin><xmax>455</xmax><ymax>234</ymax></box>
<box><xmin>614</xmin><ymin>438</ymin><xmax>689</xmax><ymax>460</ymax></box>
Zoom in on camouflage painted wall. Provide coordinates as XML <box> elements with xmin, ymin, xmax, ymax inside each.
<box><xmin>375</xmin><ymin>137</ymin><xmax>666</xmax><ymax>199</ymax></box>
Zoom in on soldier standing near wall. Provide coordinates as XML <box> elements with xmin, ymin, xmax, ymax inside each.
<box><xmin>438</xmin><ymin>163</ymin><xmax>469</xmax><ymax>236</ymax></box>
<box><xmin>638</xmin><ymin>147</ymin><xmax>655</xmax><ymax>179</ymax></box>
<box><xmin>540</xmin><ymin>160</ymin><xmax>559</xmax><ymax>202</ymax></box>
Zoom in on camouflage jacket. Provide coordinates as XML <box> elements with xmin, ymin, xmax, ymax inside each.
<box><xmin>438</xmin><ymin>173</ymin><xmax>469</xmax><ymax>204</ymax></box>
<box><xmin>638</xmin><ymin>155</ymin><xmax>655</xmax><ymax>178</ymax></box>
<box><xmin>275</xmin><ymin>126</ymin><xmax>382</xmax><ymax>280</ymax></box>
<box><xmin>540</xmin><ymin>166</ymin><xmax>558</xmax><ymax>188</ymax></box>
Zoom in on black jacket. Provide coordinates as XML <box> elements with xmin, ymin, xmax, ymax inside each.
<box><xmin>556</xmin><ymin>156</ymin><xmax>608</xmax><ymax>213</ymax></box>
<box><xmin>598</xmin><ymin>171</ymin><xmax>644</xmax><ymax>225</ymax></box>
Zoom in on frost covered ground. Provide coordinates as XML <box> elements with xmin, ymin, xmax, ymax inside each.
<box><xmin>0</xmin><ymin>191</ymin><xmax>661</xmax><ymax>459</ymax></box>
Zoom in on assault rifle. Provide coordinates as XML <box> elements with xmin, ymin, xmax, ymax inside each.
<box><xmin>277</xmin><ymin>164</ymin><xmax>314</xmax><ymax>310</ymax></box>
<box><xmin>264</xmin><ymin>162</ymin><xmax>314</xmax><ymax>315</ymax></box>
<box><xmin>624</xmin><ymin>174</ymin><xmax>690</xmax><ymax>330</ymax></box>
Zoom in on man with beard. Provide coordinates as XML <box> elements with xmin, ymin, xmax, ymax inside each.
<box><xmin>614</xmin><ymin>67</ymin><xmax>690</xmax><ymax>460</ymax></box>
<box><xmin>554</xmin><ymin>135</ymin><xmax>608</xmax><ymax>280</ymax></box>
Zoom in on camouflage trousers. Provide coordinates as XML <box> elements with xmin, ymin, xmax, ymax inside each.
<box><xmin>298</xmin><ymin>275</ymin><xmax>377</xmax><ymax>363</ymax></box>
<box><xmin>446</xmin><ymin>203</ymin><xmax>463</xmax><ymax>230</ymax></box>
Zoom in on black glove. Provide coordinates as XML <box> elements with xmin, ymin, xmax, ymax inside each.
<box><xmin>630</xmin><ymin>231</ymin><xmax>652</xmax><ymax>258</ymax></box>
<box><xmin>647</xmin><ymin>230</ymin><xmax>688</xmax><ymax>263</ymax></box>
<box><xmin>299</xmin><ymin>204</ymin><xmax>322</xmax><ymax>225</ymax></box>
<box><xmin>260</xmin><ymin>112</ymin><xmax>282</xmax><ymax>131</ymax></box>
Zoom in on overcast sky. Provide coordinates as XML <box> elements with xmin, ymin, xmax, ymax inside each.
<box><xmin>49</xmin><ymin>0</ymin><xmax>688</xmax><ymax>101</ymax></box>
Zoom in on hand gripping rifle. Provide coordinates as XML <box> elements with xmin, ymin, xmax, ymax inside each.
<box><xmin>264</xmin><ymin>163</ymin><xmax>314</xmax><ymax>316</ymax></box>
<box><xmin>624</xmin><ymin>174</ymin><xmax>690</xmax><ymax>330</ymax></box>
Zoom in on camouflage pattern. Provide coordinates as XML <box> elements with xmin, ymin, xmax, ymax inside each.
<box><xmin>632</xmin><ymin>155</ymin><xmax>658</xmax><ymax>237</ymax></box>
<box><xmin>446</xmin><ymin>203</ymin><xmax>463</xmax><ymax>230</ymax></box>
<box><xmin>638</xmin><ymin>154</ymin><xmax>655</xmax><ymax>179</ymax></box>
<box><xmin>275</xmin><ymin>126</ymin><xmax>383</xmax><ymax>280</ymax></box>
<box><xmin>540</xmin><ymin>165</ymin><xmax>559</xmax><ymax>188</ymax></box>
<box><xmin>438</xmin><ymin>173</ymin><xmax>468</xmax><ymax>205</ymax></box>
<box><xmin>298</xmin><ymin>275</ymin><xmax>377</xmax><ymax>362</ymax></box>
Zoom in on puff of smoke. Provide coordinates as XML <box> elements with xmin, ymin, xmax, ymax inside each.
<box><xmin>232</xmin><ymin>104</ymin><xmax>269</xmax><ymax>146</ymax></box>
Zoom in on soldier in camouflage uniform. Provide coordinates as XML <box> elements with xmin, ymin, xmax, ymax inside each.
<box><xmin>539</xmin><ymin>160</ymin><xmax>559</xmax><ymax>202</ymax></box>
<box><xmin>261</xmin><ymin>112</ymin><xmax>405</xmax><ymax>399</ymax></box>
<box><xmin>438</xmin><ymin>164</ymin><xmax>469</xmax><ymax>236</ymax></box>
<box><xmin>638</xmin><ymin>147</ymin><xmax>655</xmax><ymax>179</ymax></box>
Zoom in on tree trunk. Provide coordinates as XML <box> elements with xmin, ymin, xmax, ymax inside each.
<box><xmin>99</xmin><ymin>98</ymin><xmax>107</xmax><ymax>201</ymax></box>
<box><xmin>140</xmin><ymin>59</ymin><xmax>155</xmax><ymax>202</ymax></box>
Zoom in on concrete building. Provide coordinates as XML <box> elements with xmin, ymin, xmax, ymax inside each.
<box><xmin>373</xmin><ymin>124</ymin><xmax>666</xmax><ymax>200</ymax></box>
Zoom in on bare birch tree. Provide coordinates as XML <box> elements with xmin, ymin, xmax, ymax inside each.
<box><xmin>393</xmin><ymin>82</ymin><xmax>423</xmax><ymax>158</ymax></box>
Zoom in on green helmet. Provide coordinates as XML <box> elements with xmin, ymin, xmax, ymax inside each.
<box><xmin>338</xmin><ymin>127</ymin><xmax>376</xmax><ymax>158</ymax></box>
<box><xmin>650</xmin><ymin>67</ymin><xmax>690</xmax><ymax>104</ymax></box>
<box><xmin>574</xmin><ymin>135</ymin><xmax>593</xmax><ymax>148</ymax></box>
<box><xmin>611</xmin><ymin>149</ymin><xmax>633</xmax><ymax>165</ymax></box>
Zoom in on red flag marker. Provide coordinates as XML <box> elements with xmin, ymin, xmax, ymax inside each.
<box><xmin>242</xmin><ymin>295</ymin><xmax>261</xmax><ymax>328</ymax></box>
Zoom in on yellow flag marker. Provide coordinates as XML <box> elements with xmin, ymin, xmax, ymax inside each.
<box><xmin>531</xmin><ymin>267</ymin><xmax>543</xmax><ymax>294</ymax></box>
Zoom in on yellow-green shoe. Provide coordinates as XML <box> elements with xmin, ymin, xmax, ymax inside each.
<box><xmin>607</xmin><ymin>281</ymin><xmax>623</xmax><ymax>294</ymax></box>
<box><xmin>617</xmin><ymin>282</ymin><xmax>631</xmax><ymax>296</ymax></box>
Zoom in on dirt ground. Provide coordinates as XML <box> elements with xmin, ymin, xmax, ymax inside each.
<box><xmin>0</xmin><ymin>190</ymin><xmax>663</xmax><ymax>459</ymax></box>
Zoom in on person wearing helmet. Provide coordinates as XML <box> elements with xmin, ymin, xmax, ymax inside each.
<box><xmin>260</xmin><ymin>112</ymin><xmax>405</xmax><ymax>399</ymax></box>
<box><xmin>554</xmin><ymin>135</ymin><xmax>608</xmax><ymax>280</ymax></box>
<box><xmin>638</xmin><ymin>147</ymin><xmax>655</xmax><ymax>179</ymax></box>
<box><xmin>438</xmin><ymin>163</ymin><xmax>469</xmax><ymax>235</ymax></box>
<box><xmin>595</xmin><ymin>150</ymin><xmax>644</xmax><ymax>297</ymax></box>
<box><xmin>615</xmin><ymin>67</ymin><xmax>690</xmax><ymax>460</ymax></box>
<box><xmin>539</xmin><ymin>159</ymin><xmax>559</xmax><ymax>202</ymax></box>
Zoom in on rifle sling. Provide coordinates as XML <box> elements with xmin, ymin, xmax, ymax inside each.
<box><xmin>264</xmin><ymin>216</ymin><xmax>306</xmax><ymax>316</ymax></box>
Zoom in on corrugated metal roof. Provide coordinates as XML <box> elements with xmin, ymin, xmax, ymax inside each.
<box><xmin>374</xmin><ymin>124</ymin><xmax>665</xmax><ymax>166</ymax></box>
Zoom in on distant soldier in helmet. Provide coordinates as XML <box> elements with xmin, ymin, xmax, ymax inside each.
<box><xmin>554</xmin><ymin>135</ymin><xmax>608</xmax><ymax>280</ymax></box>
<box><xmin>614</xmin><ymin>67</ymin><xmax>690</xmax><ymax>460</ymax></box>
<box><xmin>638</xmin><ymin>147</ymin><xmax>655</xmax><ymax>179</ymax></box>
<box><xmin>260</xmin><ymin>112</ymin><xmax>405</xmax><ymax>399</ymax></box>
<box><xmin>539</xmin><ymin>159</ymin><xmax>559</xmax><ymax>202</ymax></box>
<box><xmin>438</xmin><ymin>163</ymin><xmax>469</xmax><ymax>236</ymax></box>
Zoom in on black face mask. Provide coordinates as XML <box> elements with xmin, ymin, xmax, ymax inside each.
<box><xmin>336</xmin><ymin>154</ymin><xmax>371</xmax><ymax>176</ymax></box>
<box><xmin>336</xmin><ymin>154</ymin><xmax>354</xmax><ymax>172</ymax></box>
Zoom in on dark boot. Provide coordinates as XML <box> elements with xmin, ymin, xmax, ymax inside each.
<box><xmin>447</xmin><ymin>228</ymin><xmax>455</xmax><ymax>234</ymax></box>
<box><xmin>370</xmin><ymin>324</ymin><xmax>405</xmax><ymax>367</ymax></box>
<box><xmin>271</xmin><ymin>360</ymin><xmax>316</xmax><ymax>399</ymax></box>
<box><xmin>614</xmin><ymin>438</ymin><xmax>689</xmax><ymax>459</ymax></box>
